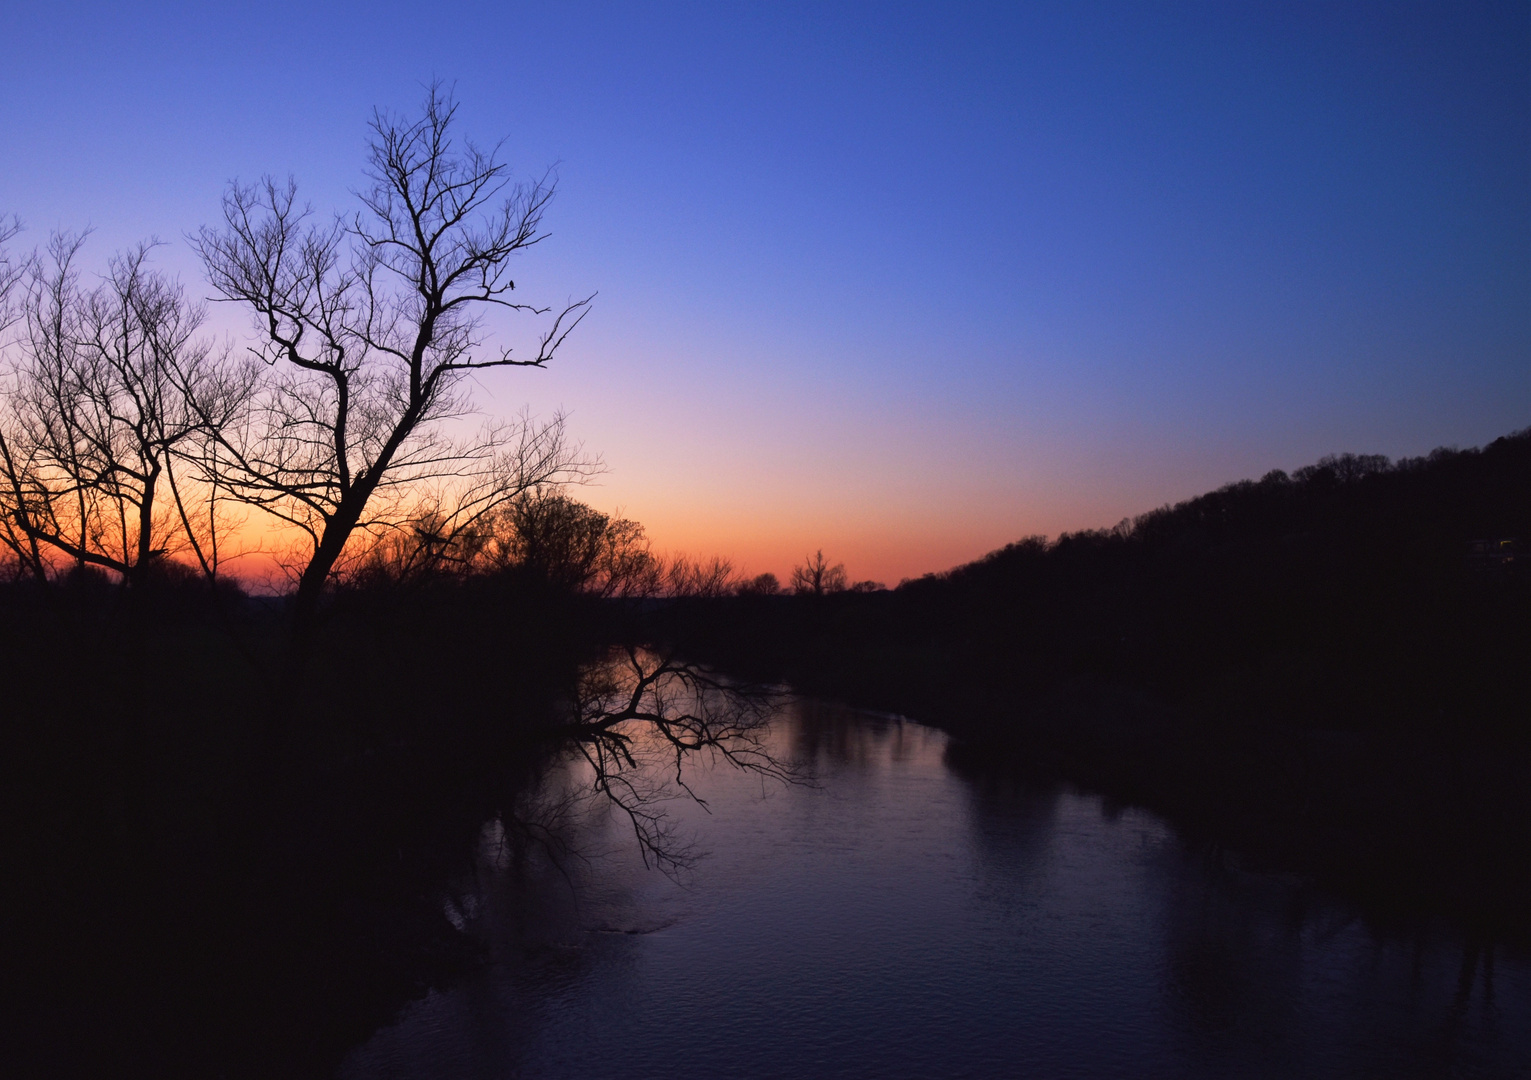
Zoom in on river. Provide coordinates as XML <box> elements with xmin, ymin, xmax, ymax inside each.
<box><xmin>344</xmin><ymin>699</ymin><xmax>1529</xmax><ymax>1079</ymax></box>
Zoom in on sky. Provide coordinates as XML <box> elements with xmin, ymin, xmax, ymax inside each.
<box><xmin>2</xmin><ymin>2</ymin><xmax>1527</xmax><ymax>584</ymax></box>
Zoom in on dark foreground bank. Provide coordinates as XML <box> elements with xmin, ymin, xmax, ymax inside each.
<box><xmin>668</xmin><ymin>430</ymin><xmax>1531</xmax><ymax>940</ymax></box>
<box><xmin>0</xmin><ymin>576</ymin><xmax>610</xmax><ymax>1078</ymax></box>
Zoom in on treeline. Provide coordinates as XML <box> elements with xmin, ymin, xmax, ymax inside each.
<box><xmin>670</xmin><ymin>429</ymin><xmax>1531</xmax><ymax>937</ymax></box>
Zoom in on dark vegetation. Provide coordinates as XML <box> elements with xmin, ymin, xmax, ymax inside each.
<box><xmin>671</xmin><ymin>430</ymin><xmax>1531</xmax><ymax>942</ymax></box>
<box><xmin>1</xmin><ymin>575</ymin><xmax>563</xmax><ymax>1076</ymax></box>
<box><xmin>0</xmin><ymin>509</ymin><xmax>773</xmax><ymax>1077</ymax></box>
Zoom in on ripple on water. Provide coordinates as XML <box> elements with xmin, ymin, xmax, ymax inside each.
<box><xmin>345</xmin><ymin>701</ymin><xmax>1531</xmax><ymax>1080</ymax></box>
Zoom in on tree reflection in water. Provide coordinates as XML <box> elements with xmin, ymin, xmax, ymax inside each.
<box><xmin>349</xmin><ymin>700</ymin><xmax>1531</xmax><ymax>1080</ymax></box>
<box><xmin>2</xmin><ymin>632</ymin><xmax>791</xmax><ymax>1079</ymax></box>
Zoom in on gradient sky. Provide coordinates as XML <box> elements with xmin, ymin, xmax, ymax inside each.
<box><xmin>2</xmin><ymin>2</ymin><xmax>1527</xmax><ymax>584</ymax></box>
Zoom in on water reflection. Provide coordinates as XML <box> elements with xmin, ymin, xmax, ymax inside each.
<box><xmin>346</xmin><ymin>701</ymin><xmax>1530</xmax><ymax>1079</ymax></box>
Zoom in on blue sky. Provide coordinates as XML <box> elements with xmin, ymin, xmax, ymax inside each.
<box><xmin>2</xmin><ymin>2</ymin><xmax>1526</xmax><ymax>580</ymax></box>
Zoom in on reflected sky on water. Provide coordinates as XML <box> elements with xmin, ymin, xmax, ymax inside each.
<box><xmin>345</xmin><ymin>701</ymin><xmax>1530</xmax><ymax>1079</ymax></box>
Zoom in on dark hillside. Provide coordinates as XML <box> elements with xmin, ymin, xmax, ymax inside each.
<box><xmin>673</xmin><ymin>429</ymin><xmax>1531</xmax><ymax>936</ymax></box>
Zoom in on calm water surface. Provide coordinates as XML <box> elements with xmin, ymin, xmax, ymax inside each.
<box><xmin>345</xmin><ymin>701</ymin><xmax>1529</xmax><ymax>1079</ymax></box>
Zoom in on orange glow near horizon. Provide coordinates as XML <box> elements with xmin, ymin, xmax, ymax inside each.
<box><xmin>3</xmin><ymin>4</ymin><xmax>1526</xmax><ymax>598</ymax></box>
<box><xmin>200</xmin><ymin>491</ymin><xmax>1056</xmax><ymax>592</ymax></box>
<box><xmin>191</xmin><ymin>436</ymin><xmax>1362</xmax><ymax>591</ymax></box>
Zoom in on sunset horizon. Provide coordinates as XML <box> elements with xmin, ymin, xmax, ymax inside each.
<box><xmin>4</xmin><ymin>3</ymin><xmax>1524</xmax><ymax>593</ymax></box>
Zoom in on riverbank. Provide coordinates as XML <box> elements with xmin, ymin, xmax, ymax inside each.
<box><xmin>667</xmin><ymin>432</ymin><xmax>1531</xmax><ymax>941</ymax></box>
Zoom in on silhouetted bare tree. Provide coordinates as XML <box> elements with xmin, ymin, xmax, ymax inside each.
<box><xmin>0</xmin><ymin>234</ymin><xmax>254</xmax><ymax>585</ymax></box>
<box><xmin>790</xmin><ymin>549</ymin><xmax>847</xmax><ymax>596</ymax></box>
<box><xmin>193</xmin><ymin>84</ymin><xmax>595</xmax><ymax>622</ymax></box>
<box><xmin>0</xmin><ymin>216</ymin><xmax>24</xmax><ymax>317</ymax></box>
<box><xmin>0</xmin><ymin>216</ymin><xmax>46</xmax><ymax>580</ymax></box>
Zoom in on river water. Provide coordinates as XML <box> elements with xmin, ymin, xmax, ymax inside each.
<box><xmin>344</xmin><ymin>700</ymin><xmax>1529</xmax><ymax>1079</ymax></box>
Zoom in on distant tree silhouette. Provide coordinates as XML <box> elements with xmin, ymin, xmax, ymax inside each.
<box><xmin>791</xmin><ymin>549</ymin><xmax>847</xmax><ymax>596</ymax></box>
<box><xmin>738</xmin><ymin>571</ymin><xmax>781</xmax><ymax>596</ymax></box>
<box><xmin>488</xmin><ymin>490</ymin><xmax>656</xmax><ymax>597</ymax></box>
<box><xmin>193</xmin><ymin>84</ymin><xmax>595</xmax><ymax>623</ymax></box>
<box><xmin>661</xmin><ymin>554</ymin><xmax>737</xmax><ymax>598</ymax></box>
